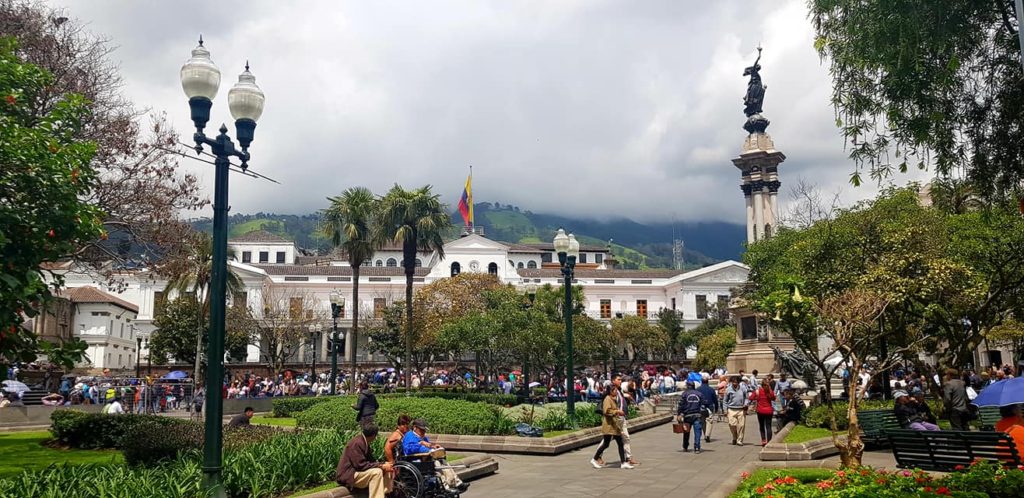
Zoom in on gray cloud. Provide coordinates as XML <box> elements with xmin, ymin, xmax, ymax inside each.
<box><xmin>51</xmin><ymin>0</ymin><xmax>930</xmax><ymax>224</ymax></box>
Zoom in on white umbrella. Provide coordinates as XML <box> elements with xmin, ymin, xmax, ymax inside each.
<box><xmin>2</xmin><ymin>380</ymin><xmax>30</xmax><ymax>393</ymax></box>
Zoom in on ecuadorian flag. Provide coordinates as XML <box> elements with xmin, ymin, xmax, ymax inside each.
<box><xmin>458</xmin><ymin>170</ymin><xmax>473</xmax><ymax>227</ymax></box>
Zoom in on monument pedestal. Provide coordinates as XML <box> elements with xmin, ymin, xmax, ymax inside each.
<box><xmin>725</xmin><ymin>304</ymin><xmax>795</xmax><ymax>375</ymax></box>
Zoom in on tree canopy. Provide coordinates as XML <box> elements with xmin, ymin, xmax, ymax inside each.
<box><xmin>809</xmin><ymin>0</ymin><xmax>1024</xmax><ymax>197</ymax></box>
<box><xmin>1</xmin><ymin>37</ymin><xmax>102</xmax><ymax>371</ymax></box>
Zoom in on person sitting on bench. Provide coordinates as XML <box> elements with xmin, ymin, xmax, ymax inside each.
<box><xmin>336</xmin><ymin>423</ymin><xmax>393</xmax><ymax>498</ymax></box>
<box><xmin>894</xmin><ymin>391</ymin><xmax>939</xmax><ymax>431</ymax></box>
<box><xmin>996</xmin><ymin>404</ymin><xmax>1024</xmax><ymax>459</ymax></box>
<box><xmin>401</xmin><ymin>418</ymin><xmax>468</xmax><ymax>493</ymax></box>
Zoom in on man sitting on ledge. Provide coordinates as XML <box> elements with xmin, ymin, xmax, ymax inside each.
<box><xmin>337</xmin><ymin>423</ymin><xmax>393</xmax><ymax>498</ymax></box>
<box><xmin>401</xmin><ymin>418</ymin><xmax>469</xmax><ymax>493</ymax></box>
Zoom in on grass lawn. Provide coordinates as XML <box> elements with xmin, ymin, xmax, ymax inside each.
<box><xmin>251</xmin><ymin>415</ymin><xmax>297</xmax><ymax>427</ymax></box>
<box><xmin>783</xmin><ymin>425</ymin><xmax>833</xmax><ymax>444</ymax></box>
<box><xmin>543</xmin><ymin>429</ymin><xmax>574</xmax><ymax>438</ymax></box>
<box><xmin>730</xmin><ymin>468</ymin><xmax>834</xmax><ymax>497</ymax></box>
<box><xmin>0</xmin><ymin>431</ymin><xmax>122</xmax><ymax>478</ymax></box>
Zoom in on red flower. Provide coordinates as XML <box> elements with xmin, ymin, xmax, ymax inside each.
<box><xmin>954</xmin><ymin>465</ymin><xmax>965</xmax><ymax>471</ymax></box>
<box><xmin>5</xmin><ymin>95</ymin><xmax>15</xmax><ymax>105</ymax></box>
<box><xmin>936</xmin><ymin>487</ymin><xmax>951</xmax><ymax>495</ymax></box>
<box><xmin>924</xmin><ymin>487</ymin><xmax>933</xmax><ymax>492</ymax></box>
<box><xmin>741</xmin><ymin>471</ymin><xmax>750</xmax><ymax>479</ymax></box>
<box><xmin>755</xmin><ymin>486</ymin><xmax>763</xmax><ymax>494</ymax></box>
<box><xmin>876</xmin><ymin>478</ymin><xmax>887</xmax><ymax>485</ymax></box>
<box><xmin>816</xmin><ymin>480</ymin><xmax>833</xmax><ymax>490</ymax></box>
<box><xmin>47</xmin><ymin>229</ymin><xmax>55</xmax><ymax>238</ymax></box>
<box><xmin>836</xmin><ymin>471</ymin><xmax>846</xmax><ymax>477</ymax></box>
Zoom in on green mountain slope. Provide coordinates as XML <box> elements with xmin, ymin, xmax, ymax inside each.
<box><xmin>190</xmin><ymin>203</ymin><xmax>745</xmax><ymax>269</ymax></box>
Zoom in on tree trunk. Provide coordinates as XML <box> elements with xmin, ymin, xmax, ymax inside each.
<box><xmin>403</xmin><ymin>237</ymin><xmax>416</xmax><ymax>389</ymax></box>
<box><xmin>351</xmin><ymin>264</ymin><xmax>361</xmax><ymax>392</ymax></box>
<box><xmin>834</xmin><ymin>359</ymin><xmax>865</xmax><ymax>467</ymax></box>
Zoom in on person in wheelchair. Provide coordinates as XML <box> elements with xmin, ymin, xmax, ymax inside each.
<box><xmin>401</xmin><ymin>418</ymin><xmax>469</xmax><ymax>493</ymax></box>
<box><xmin>336</xmin><ymin>423</ymin><xmax>393</xmax><ymax>498</ymax></box>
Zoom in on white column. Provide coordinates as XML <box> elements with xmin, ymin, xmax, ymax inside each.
<box><xmin>768</xmin><ymin>192</ymin><xmax>779</xmax><ymax>229</ymax></box>
<box><xmin>744</xmin><ymin>193</ymin><xmax>755</xmax><ymax>244</ymax></box>
<box><xmin>752</xmin><ymin>188</ymin><xmax>764</xmax><ymax>242</ymax></box>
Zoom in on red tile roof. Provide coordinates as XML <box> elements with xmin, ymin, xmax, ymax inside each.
<box><xmin>58</xmin><ymin>286</ymin><xmax>139</xmax><ymax>313</ymax></box>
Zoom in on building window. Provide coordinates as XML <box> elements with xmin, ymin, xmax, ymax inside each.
<box><xmin>636</xmin><ymin>300</ymin><xmax>648</xmax><ymax>318</ymax></box>
<box><xmin>259</xmin><ymin>251</ymin><xmax>269</xmax><ymax>263</ymax></box>
<box><xmin>527</xmin><ymin>260</ymin><xmax>537</xmax><ymax>269</ymax></box>
<box><xmin>671</xmin><ymin>297</ymin><xmax>677</xmax><ymax>310</ymax></box>
<box><xmin>386</xmin><ymin>258</ymin><xmax>397</xmax><ymax>267</ymax></box>
<box><xmin>154</xmin><ymin>291</ymin><xmax>166</xmax><ymax>316</ymax></box>
<box><xmin>109</xmin><ymin>319</ymin><xmax>114</xmax><ymax>335</ymax></box>
<box><xmin>600</xmin><ymin>300</ymin><xmax>611</xmax><ymax>319</ymax></box>
<box><xmin>242</xmin><ymin>251</ymin><xmax>252</xmax><ymax>263</ymax></box>
<box><xmin>517</xmin><ymin>262</ymin><xmax>524</xmax><ymax>269</ymax></box>
<box><xmin>289</xmin><ymin>297</ymin><xmax>304</xmax><ymax>319</ymax></box>
<box><xmin>717</xmin><ymin>295</ymin><xmax>730</xmax><ymax>319</ymax></box>
<box><xmin>120</xmin><ymin>322</ymin><xmax>124</xmax><ymax>338</ymax></box>
<box><xmin>488</xmin><ymin>262</ymin><xmax>498</xmax><ymax>275</ymax></box>
<box><xmin>415</xmin><ymin>259</ymin><xmax>422</xmax><ymax>267</ymax></box>
<box><xmin>450</xmin><ymin>262</ymin><xmax>461</xmax><ymax>277</ymax></box>
<box><xmin>579</xmin><ymin>253</ymin><xmax>587</xmax><ymax>264</ymax></box>
<box><xmin>373</xmin><ymin>298</ymin><xmax>386</xmax><ymax>319</ymax></box>
<box><xmin>276</xmin><ymin>251</ymin><xmax>286</xmax><ymax>264</ymax></box>
<box><xmin>596</xmin><ymin>253</ymin><xmax>603</xmax><ymax>264</ymax></box>
<box><xmin>375</xmin><ymin>260</ymin><xmax>383</xmax><ymax>267</ymax></box>
<box><xmin>541</xmin><ymin>253</ymin><xmax>552</xmax><ymax>263</ymax></box>
<box><xmin>696</xmin><ymin>295</ymin><xmax>708</xmax><ymax>319</ymax></box>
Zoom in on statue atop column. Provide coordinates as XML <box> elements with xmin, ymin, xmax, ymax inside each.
<box><xmin>743</xmin><ymin>46</ymin><xmax>770</xmax><ymax>134</ymax></box>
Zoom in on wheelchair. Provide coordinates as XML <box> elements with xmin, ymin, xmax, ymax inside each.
<box><xmin>389</xmin><ymin>448</ymin><xmax>465</xmax><ymax>498</ymax></box>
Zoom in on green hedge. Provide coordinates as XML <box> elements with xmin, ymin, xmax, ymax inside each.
<box><xmin>120</xmin><ymin>421</ymin><xmax>286</xmax><ymax>466</ymax></box>
<box><xmin>297</xmin><ymin>397</ymin><xmax>515</xmax><ymax>435</ymax></box>
<box><xmin>272</xmin><ymin>391</ymin><xmax>519</xmax><ymax>418</ymax></box>
<box><xmin>0</xmin><ymin>430</ymin><xmax>353</xmax><ymax>498</ymax></box>
<box><xmin>50</xmin><ymin>410</ymin><xmax>186</xmax><ymax>449</ymax></box>
<box><xmin>802</xmin><ymin>399</ymin><xmax>943</xmax><ymax>430</ymax></box>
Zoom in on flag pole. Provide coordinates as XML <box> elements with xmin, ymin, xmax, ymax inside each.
<box><xmin>469</xmin><ymin>165</ymin><xmax>473</xmax><ymax>230</ymax></box>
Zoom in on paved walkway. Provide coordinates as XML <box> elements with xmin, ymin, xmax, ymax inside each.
<box><xmin>465</xmin><ymin>415</ymin><xmax>767</xmax><ymax>498</ymax></box>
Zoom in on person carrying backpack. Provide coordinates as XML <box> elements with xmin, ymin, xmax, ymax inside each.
<box><xmin>676</xmin><ymin>381</ymin><xmax>706</xmax><ymax>453</ymax></box>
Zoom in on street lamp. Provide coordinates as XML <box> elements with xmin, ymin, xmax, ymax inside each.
<box><xmin>553</xmin><ymin>228</ymin><xmax>579</xmax><ymax>425</ymax></box>
<box><xmin>309</xmin><ymin>324</ymin><xmax>322</xmax><ymax>382</ymax></box>
<box><xmin>522</xmin><ymin>283</ymin><xmax>538</xmax><ymax>399</ymax></box>
<box><xmin>135</xmin><ymin>335</ymin><xmax>142</xmax><ymax>378</ymax></box>
<box><xmin>330</xmin><ymin>291</ymin><xmax>345</xmax><ymax>395</ymax></box>
<box><xmin>181</xmin><ymin>36</ymin><xmax>265</xmax><ymax>498</ymax></box>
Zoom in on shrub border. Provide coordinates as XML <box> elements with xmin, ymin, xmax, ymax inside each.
<box><xmin>707</xmin><ymin>460</ymin><xmax>841</xmax><ymax>498</ymax></box>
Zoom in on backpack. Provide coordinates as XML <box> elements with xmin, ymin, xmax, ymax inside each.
<box><xmin>595</xmin><ymin>395</ymin><xmax>605</xmax><ymax>415</ymax></box>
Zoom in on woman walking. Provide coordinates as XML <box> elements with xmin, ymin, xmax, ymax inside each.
<box><xmin>590</xmin><ymin>384</ymin><xmax>632</xmax><ymax>469</ymax></box>
<box><xmin>750</xmin><ymin>378</ymin><xmax>776</xmax><ymax>445</ymax></box>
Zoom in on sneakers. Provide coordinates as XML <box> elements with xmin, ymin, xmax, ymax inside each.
<box><xmin>590</xmin><ymin>458</ymin><xmax>603</xmax><ymax>469</ymax></box>
<box><xmin>695</xmin><ymin>448</ymin><xmax>702</xmax><ymax>454</ymax></box>
<box><xmin>681</xmin><ymin>447</ymin><xmax>689</xmax><ymax>452</ymax></box>
<box><xmin>620</xmin><ymin>462</ymin><xmax>635</xmax><ymax>469</ymax></box>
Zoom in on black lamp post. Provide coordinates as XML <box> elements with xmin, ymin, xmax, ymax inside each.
<box><xmin>181</xmin><ymin>36</ymin><xmax>265</xmax><ymax>498</ymax></box>
<box><xmin>521</xmin><ymin>284</ymin><xmax>537</xmax><ymax>399</ymax></box>
<box><xmin>135</xmin><ymin>335</ymin><xmax>142</xmax><ymax>378</ymax></box>
<box><xmin>553</xmin><ymin>228</ymin><xmax>580</xmax><ymax>425</ymax></box>
<box><xmin>310</xmin><ymin>325</ymin><xmax>322</xmax><ymax>382</ymax></box>
<box><xmin>330</xmin><ymin>292</ymin><xmax>345</xmax><ymax>395</ymax></box>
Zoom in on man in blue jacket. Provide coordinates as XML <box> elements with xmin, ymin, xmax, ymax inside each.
<box><xmin>401</xmin><ymin>419</ymin><xmax>468</xmax><ymax>493</ymax></box>
<box><xmin>676</xmin><ymin>381</ymin><xmax>706</xmax><ymax>453</ymax></box>
<box><xmin>698</xmin><ymin>373</ymin><xmax>720</xmax><ymax>443</ymax></box>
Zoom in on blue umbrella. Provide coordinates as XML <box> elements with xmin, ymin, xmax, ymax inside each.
<box><xmin>162</xmin><ymin>370</ymin><xmax>189</xmax><ymax>380</ymax></box>
<box><xmin>972</xmin><ymin>377</ymin><xmax>1024</xmax><ymax>407</ymax></box>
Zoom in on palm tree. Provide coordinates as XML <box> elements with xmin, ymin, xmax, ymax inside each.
<box><xmin>163</xmin><ymin>232</ymin><xmax>243</xmax><ymax>388</ymax></box>
<box><xmin>374</xmin><ymin>184</ymin><xmax>452</xmax><ymax>387</ymax></box>
<box><xmin>323</xmin><ymin>187</ymin><xmax>377</xmax><ymax>391</ymax></box>
<box><xmin>928</xmin><ymin>178</ymin><xmax>985</xmax><ymax>214</ymax></box>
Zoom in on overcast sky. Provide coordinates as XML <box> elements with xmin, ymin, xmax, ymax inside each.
<box><xmin>52</xmin><ymin>0</ymin><xmax>928</xmax><ymax>224</ymax></box>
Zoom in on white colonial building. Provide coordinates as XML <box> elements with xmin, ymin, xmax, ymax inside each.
<box><xmin>54</xmin><ymin>230</ymin><xmax>749</xmax><ymax>369</ymax></box>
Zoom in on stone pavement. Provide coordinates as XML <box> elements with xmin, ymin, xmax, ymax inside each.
<box><xmin>465</xmin><ymin>414</ymin><xmax>768</xmax><ymax>498</ymax></box>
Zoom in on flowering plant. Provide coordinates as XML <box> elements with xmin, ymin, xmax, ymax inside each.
<box><xmin>731</xmin><ymin>463</ymin><xmax>1021</xmax><ymax>498</ymax></box>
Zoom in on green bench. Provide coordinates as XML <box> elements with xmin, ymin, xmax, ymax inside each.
<box><xmin>977</xmin><ymin>405</ymin><xmax>1000</xmax><ymax>431</ymax></box>
<box><xmin>887</xmin><ymin>429</ymin><xmax>1022</xmax><ymax>472</ymax></box>
<box><xmin>858</xmin><ymin>409</ymin><xmax>901</xmax><ymax>446</ymax></box>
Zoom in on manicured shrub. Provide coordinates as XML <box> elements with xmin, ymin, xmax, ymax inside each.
<box><xmin>297</xmin><ymin>397</ymin><xmax>515</xmax><ymax>435</ymax></box>
<box><xmin>801</xmin><ymin>399</ymin><xmax>945</xmax><ymax>430</ymax></box>
<box><xmin>49</xmin><ymin>410</ymin><xmax>185</xmax><ymax>449</ymax></box>
<box><xmin>120</xmin><ymin>420</ymin><xmax>286</xmax><ymax>466</ymax></box>
<box><xmin>271</xmin><ymin>396</ymin><xmax>355</xmax><ymax>417</ymax></box>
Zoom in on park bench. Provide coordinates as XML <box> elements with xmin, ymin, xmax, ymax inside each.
<box><xmin>857</xmin><ymin>409</ymin><xmax>900</xmax><ymax>446</ymax></box>
<box><xmin>886</xmin><ymin>429</ymin><xmax>1022</xmax><ymax>472</ymax></box>
<box><xmin>976</xmin><ymin>406</ymin><xmax>1000</xmax><ymax>431</ymax></box>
